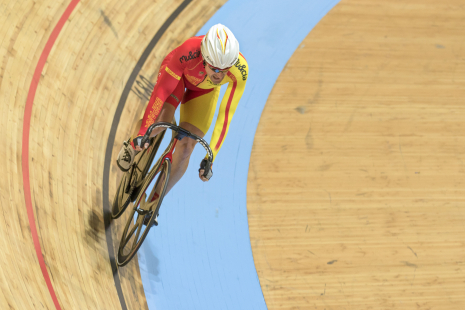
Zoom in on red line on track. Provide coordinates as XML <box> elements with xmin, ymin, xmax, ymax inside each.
<box><xmin>22</xmin><ymin>1</ymin><xmax>80</xmax><ymax>309</ymax></box>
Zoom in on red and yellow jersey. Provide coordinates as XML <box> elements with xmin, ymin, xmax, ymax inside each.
<box><xmin>142</xmin><ymin>36</ymin><xmax>248</xmax><ymax>161</ymax></box>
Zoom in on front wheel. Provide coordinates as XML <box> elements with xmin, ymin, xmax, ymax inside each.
<box><xmin>117</xmin><ymin>158</ymin><xmax>171</xmax><ymax>267</ymax></box>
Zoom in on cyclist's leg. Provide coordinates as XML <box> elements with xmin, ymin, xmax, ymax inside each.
<box><xmin>164</xmin><ymin>87</ymin><xmax>220</xmax><ymax>194</ymax></box>
<box><xmin>125</xmin><ymin>90</ymin><xmax>179</xmax><ymax>149</ymax></box>
<box><xmin>136</xmin><ymin>102</ymin><xmax>176</xmax><ymax>150</ymax></box>
<box><xmin>133</xmin><ymin>80</ymin><xmax>184</xmax><ymax>150</ymax></box>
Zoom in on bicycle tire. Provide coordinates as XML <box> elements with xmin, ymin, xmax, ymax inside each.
<box><xmin>117</xmin><ymin>158</ymin><xmax>171</xmax><ymax>266</ymax></box>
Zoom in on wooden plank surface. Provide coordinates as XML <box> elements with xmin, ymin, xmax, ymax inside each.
<box><xmin>247</xmin><ymin>0</ymin><xmax>465</xmax><ymax>309</ymax></box>
<box><xmin>0</xmin><ymin>0</ymin><xmax>225</xmax><ymax>309</ymax></box>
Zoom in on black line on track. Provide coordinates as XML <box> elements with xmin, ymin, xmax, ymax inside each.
<box><xmin>102</xmin><ymin>1</ymin><xmax>192</xmax><ymax>309</ymax></box>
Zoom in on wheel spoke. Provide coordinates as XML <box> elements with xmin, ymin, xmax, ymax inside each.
<box><xmin>121</xmin><ymin>230</ymin><xmax>131</xmax><ymax>249</ymax></box>
<box><xmin>122</xmin><ymin>220</ymin><xmax>139</xmax><ymax>249</ymax></box>
<box><xmin>132</xmin><ymin>215</ymin><xmax>146</xmax><ymax>249</ymax></box>
<box><xmin>127</xmin><ymin>222</ymin><xmax>139</xmax><ymax>242</ymax></box>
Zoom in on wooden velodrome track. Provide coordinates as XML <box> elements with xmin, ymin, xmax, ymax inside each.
<box><xmin>1</xmin><ymin>0</ymin><xmax>464</xmax><ymax>310</ymax></box>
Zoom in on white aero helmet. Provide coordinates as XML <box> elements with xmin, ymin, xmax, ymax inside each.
<box><xmin>201</xmin><ymin>24</ymin><xmax>239</xmax><ymax>69</ymax></box>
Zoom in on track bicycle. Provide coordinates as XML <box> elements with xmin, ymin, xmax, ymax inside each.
<box><xmin>116</xmin><ymin>122</ymin><xmax>213</xmax><ymax>267</ymax></box>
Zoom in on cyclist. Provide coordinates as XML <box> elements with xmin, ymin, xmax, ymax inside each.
<box><xmin>116</xmin><ymin>24</ymin><xmax>248</xmax><ymax>223</ymax></box>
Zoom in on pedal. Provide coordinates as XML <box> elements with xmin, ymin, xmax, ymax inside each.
<box><xmin>135</xmin><ymin>208</ymin><xmax>151</xmax><ymax>216</ymax></box>
<box><xmin>142</xmin><ymin>212</ymin><xmax>158</xmax><ymax>227</ymax></box>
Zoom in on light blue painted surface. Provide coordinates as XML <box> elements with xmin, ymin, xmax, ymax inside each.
<box><xmin>137</xmin><ymin>1</ymin><xmax>340</xmax><ymax>309</ymax></box>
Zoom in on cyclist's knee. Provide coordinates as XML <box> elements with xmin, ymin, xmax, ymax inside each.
<box><xmin>157</xmin><ymin>103</ymin><xmax>176</xmax><ymax>122</ymax></box>
<box><xmin>175</xmin><ymin>139</ymin><xmax>196</xmax><ymax>161</ymax></box>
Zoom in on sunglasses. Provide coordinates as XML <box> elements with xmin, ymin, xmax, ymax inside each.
<box><xmin>205</xmin><ymin>62</ymin><xmax>231</xmax><ymax>74</ymax></box>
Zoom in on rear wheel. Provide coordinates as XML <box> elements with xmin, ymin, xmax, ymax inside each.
<box><xmin>117</xmin><ymin>158</ymin><xmax>171</xmax><ymax>267</ymax></box>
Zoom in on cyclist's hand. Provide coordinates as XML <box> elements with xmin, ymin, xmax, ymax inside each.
<box><xmin>199</xmin><ymin>159</ymin><xmax>213</xmax><ymax>182</ymax></box>
<box><xmin>199</xmin><ymin>170</ymin><xmax>209</xmax><ymax>182</ymax></box>
<box><xmin>135</xmin><ymin>144</ymin><xmax>149</xmax><ymax>152</ymax></box>
<box><xmin>133</xmin><ymin>135</ymin><xmax>150</xmax><ymax>151</ymax></box>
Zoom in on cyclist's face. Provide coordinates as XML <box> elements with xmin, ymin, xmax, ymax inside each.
<box><xmin>204</xmin><ymin>62</ymin><xmax>229</xmax><ymax>84</ymax></box>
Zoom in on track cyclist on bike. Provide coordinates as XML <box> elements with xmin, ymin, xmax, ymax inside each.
<box><xmin>116</xmin><ymin>24</ymin><xmax>248</xmax><ymax>215</ymax></box>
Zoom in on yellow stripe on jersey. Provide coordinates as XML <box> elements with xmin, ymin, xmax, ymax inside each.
<box><xmin>165</xmin><ymin>66</ymin><xmax>181</xmax><ymax>80</ymax></box>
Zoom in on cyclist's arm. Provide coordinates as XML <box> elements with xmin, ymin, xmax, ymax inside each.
<box><xmin>209</xmin><ymin>70</ymin><xmax>247</xmax><ymax>161</ymax></box>
<box><xmin>136</xmin><ymin>48</ymin><xmax>186</xmax><ymax>137</ymax></box>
